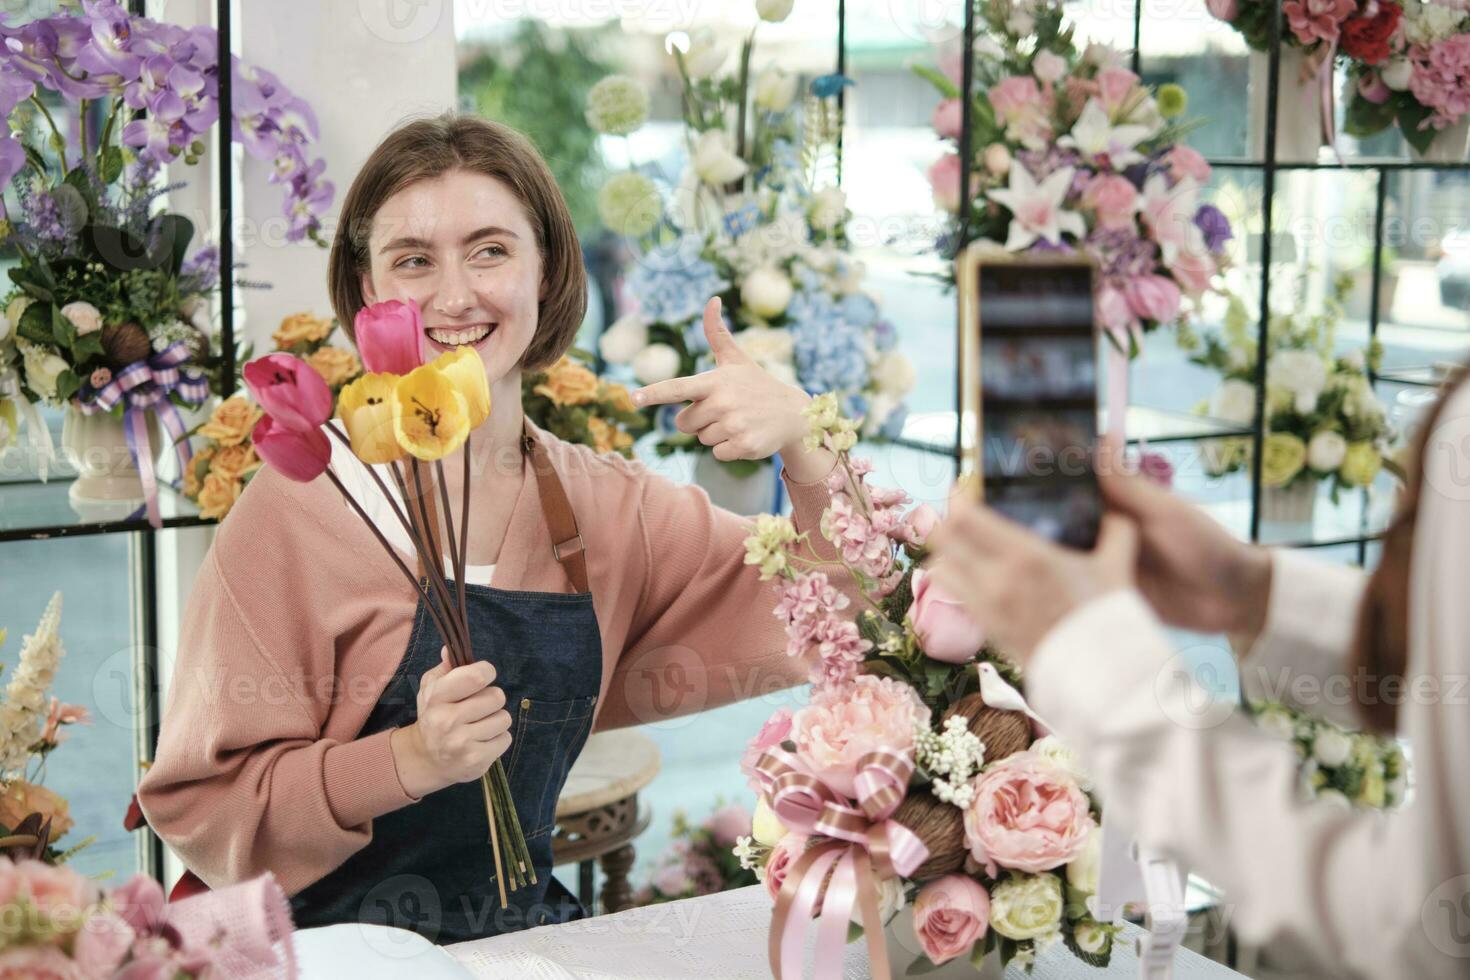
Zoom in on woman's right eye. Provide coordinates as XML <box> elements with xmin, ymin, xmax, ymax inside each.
<box><xmin>395</xmin><ymin>255</ymin><xmax>429</xmax><ymax>270</ymax></box>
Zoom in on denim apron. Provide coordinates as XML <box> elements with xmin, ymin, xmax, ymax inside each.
<box><xmin>290</xmin><ymin>424</ymin><xmax>603</xmax><ymax>945</ymax></box>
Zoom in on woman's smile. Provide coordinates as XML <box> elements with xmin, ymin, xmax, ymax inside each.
<box><xmin>424</xmin><ymin>320</ymin><xmax>499</xmax><ymax>355</ymax></box>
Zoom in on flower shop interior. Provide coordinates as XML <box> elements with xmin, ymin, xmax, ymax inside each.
<box><xmin>0</xmin><ymin>0</ymin><xmax>1463</xmax><ymax>977</ymax></box>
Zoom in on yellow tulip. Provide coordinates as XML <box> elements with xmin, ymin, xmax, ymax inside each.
<box><xmin>337</xmin><ymin>373</ymin><xmax>407</xmax><ymax>464</ymax></box>
<box><xmin>432</xmin><ymin>348</ymin><xmax>491</xmax><ymax>428</ymax></box>
<box><xmin>392</xmin><ymin>364</ymin><xmax>470</xmax><ymax>461</ymax></box>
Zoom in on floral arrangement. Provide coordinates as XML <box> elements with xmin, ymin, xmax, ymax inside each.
<box><xmin>1345</xmin><ymin>0</ymin><xmax>1470</xmax><ymax>155</ymax></box>
<box><xmin>1248</xmin><ymin>701</ymin><xmax>1408</xmax><ymax>810</ymax></box>
<box><xmin>180</xmin><ymin>311</ymin><xmax>361</xmax><ymax>521</ymax></box>
<box><xmin>587</xmin><ymin>0</ymin><xmax>913</xmax><ymax>466</ymax></box>
<box><xmin>0</xmin><ymin>594</ymin><xmax>94</xmax><ymax>868</ymax></box>
<box><xmin>633</xmin><ymin>800</ymin><xmax>758</xmax><ymax>906</ymax></box>
<box><xmin>522</xmin><ymin>351</ymin><xmax>648</xmax><ymax>458</ymax></box>
<box><xmin>917</xmin><ymin>0</ymin><xmax>1234</xmax><ymax>355</ymax></box>
<box><xmin>241</xmin><ymin>297</ymin><xmax>537</xmax><ymax>910</ymax></box>
<box><xmin>1192</xmin><ymin>285</ymin><xmax>1400</xmax><ymax>497</ymax></box>
<box><xmin>735</xmin><ymin>394</ymin><xmax>1113</xmax><ymax>974</ymax></box>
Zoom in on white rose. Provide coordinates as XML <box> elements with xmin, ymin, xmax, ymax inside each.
<box><xmin>751</xmin><ymin>796</ymin><xmax>786</xmax><ymax>846</ymax></box>
<box><xmin>632</xmin><ymin>343</ymin><xmax>682</xmax><ymax>385</ymax></box>
<box><xmin>598</xmin><ymin>314</ymin><xmax>649</xmax><ymax>365</ymax></box>
<box><xmin>1257</xmin><ymin>706</ymin><xmax>1297</xmax><ymax>741</ymax></box>
<box><xmin>1066</xmin><ymin>826</ymin><xmax>1102</xmax><ymax>895</ymax></box>
<box><xmin>693</xmin><ymin>129</ymin><xmax>748</xmax><ymax>186</ymax></box>
<box><xmin>1307</xmin><ymin>430</ymin><xmax>1348</xmax><ymax>472</ymax></box>
<box><xmin>1317</xmin><ymin>788</ymin><xmax>1352</xmax><ymax>810</ymax></box>
<box><xmin>1208</xmin><ymin>379</ymin><xmax>1256</xmax><ymax>425</ymax></box>
<box><xmin>756</xmin><ymin>0</ymin><xmax>794</xmax><ymax>22</ymax></box>
<box><xmin>990</xmin><ymin>873</ymin><xmax>1064</xmax><ymax>941</ymax></box>
<box><xmin>871</xmin><ymin>350</ymin><xmax>916</xmax><ymax>399</ymax></box>
<box><xmin>733</xmin><ymin>325</ymin><xmax>796</xmax><ymax>370</ymax></box>
<box><xmin>1342</xmin><ymin>348</ymin><xmax>1366</xmax><ymax>372</ymax></box>
<box><xmin>1312</xmin><ymin>729</ymin><xmax>1353</xmax><ymax>768</ymax></box>
<box><xmin>1380</xmin><ymin>56</ymin><xmax>1413</xmax><ymax>90</ymax></box>
<box><xmin>807</xmin><ymin>186</ymin><xmax>847</xmax><ymax>232</ymax></box>
<box><xmin>20</xmin><ymin>341</ymin><xmax>68</xmax><ymax>401</ymax></box>
<box><xmin>742</xmin><ymin>266</ymin><xmax>793</xmax><ymax>319</ymax></box>
<box><xmin>850</xmin><ymin>873</ymin><xmax>906</xmax><ymax>924</ymax></box>
<box><xmin>1006</xmin><ymin>11</ymin><xmax>1036</xmax><ymax>34</ymax></box>
<box><xmin>0</xmin><ymin>314</ymin><xmax>10</xmax><ymax>346</ymax></box>
<box><xmin>1267</xmin><ymin>349</ymin><xmax>1327</xmax><ymax>409</ymax></box>
<box><xmin>5</xmin><ymin>295</ymin><xmax>32</xmax><ymax>330</ymax></box>
<box><xmin>60</xmin><ymin>301</ymin><xmax>103</xmax><ymax>337</ymax></box>
<box><xmin>1075</xmin><ymin>922</ymin><xmax>1110</xmax><ymax>955</ymax></box>
<box><xmin>753</xmin><ymin>66</ymin><xmax>798</xmax><ymax>112</ymax></box>
<box><xmin>1033</xmin><ymin>49</ymin><xmax>1067</xmax><ymax>84</ymax></box>
<box><xmin>679</xmin><ymin>26</ymin><xmax>728</xmax><ymax>79</ymax></box>
<box><xmin>1031</xmin><ymin>734</ymin><xmax>1092</xmax><ymax>792</ymax></box>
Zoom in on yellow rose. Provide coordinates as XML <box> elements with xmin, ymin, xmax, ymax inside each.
<box><xmin>197</xmin><ymin>472</ymin><xmax>243</xmax><ymax>521</ymax></box>
<box><xmin>272</xmin><ymin>312</ymin><xmax>334</xmax><ymax>349</ymax></box>
<box><xmin>305</xmin><ymin>345</ymin><xmax>362</xmax><ymax>388</ymax></box>
<box><xmin>198</xmin><ymin>396</ymin><xmax>263</xmax><ymax>447</ymax></box>
<box><xmin>604</xmin><ymin>383</ymin><xmax>637</xmax><ymax>414</ymax></box>
<box><xmin>533</xmin><ymin>357</ymin><xmax>600</xmax><ymax>406</ymax></box>
<box><xmin>0</xmin><ymin>780</ymin><xmax>73</xmax><ymax>840</ymax></box>
<box><xmin>587</xmin><ymin>416</ymin><xmax>617</xmax><ymax>454</ymax></box>
<box><xmin>184</xmin><ymin>444</ymin><xmax>215</xmax><ymax>499</ymax></box>
<box><xmin>1261</xmin><ymin>432</ymin><xmax>1307</xmax><ymax>488</ymax></box>
<box><xmin>1340</xmin><ymin>441</ymin><xmax>1383</xmax><ymax>487</ymax></box>
<box><xmin>210</xmin><ymin>442</ymin><xmax>262</xmax><ymax>483</ymax></box>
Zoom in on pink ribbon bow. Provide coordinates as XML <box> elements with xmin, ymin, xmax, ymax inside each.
<box><xmin>754</xmin><ymin>746</ymin><xmax>929</xmax><ymax>980</ymax></box>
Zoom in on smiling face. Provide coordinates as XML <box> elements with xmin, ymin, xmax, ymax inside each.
<box><xmin>360</xmin><ymin>168</ymin><xmax>545</xmax><ymax>387</ymax></box>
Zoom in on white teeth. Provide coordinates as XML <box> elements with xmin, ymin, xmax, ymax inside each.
<box><xmin>427</xmin><ymin>324</ymin><xmax>493</xmax><ymax>346</ymax></box>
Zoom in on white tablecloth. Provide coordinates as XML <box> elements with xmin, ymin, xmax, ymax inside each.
<box><xmin>441</xmin><ymin>886</ymin><xmax>1247</xmax><ymax>979</ymax></box>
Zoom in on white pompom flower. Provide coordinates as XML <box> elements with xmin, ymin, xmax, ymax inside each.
<box><xmin>585</xmin><ymin>75</ymin><xmax>650</xmax><ymax>135</ymax></box>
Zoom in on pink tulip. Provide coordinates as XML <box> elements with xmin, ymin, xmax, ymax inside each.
<box><xmin>354</xmin><ymin>298</ymin><xmax>426</xmax><ymax>375</ymax></box>
<box><xmin>252</xmin><ymin>413</ymin><xmax>332</xmax><ymax>482</ymax></box>
<box><xmin>1122</xmin><ymin>274</ymin><xmax>1182</xmax><ymax>325</ymax></box>
<box><xmin>242</xmin><ymin>353</ymin><xmax>332</xmax><ymax>433</ymax></box>
<box><xmin>908</xmin><ymin>567</ymin><xmax>985</xmax><ymax>663</ymax></box>
<box><xmin>913</xmin><ymin>875</ymin><xmax>991</xmax><ymax>965</ymax></box>
<box><xmin>932</xmin><ymin>98</ymin><xmax>963</xmax><ymax>140</ymax></box>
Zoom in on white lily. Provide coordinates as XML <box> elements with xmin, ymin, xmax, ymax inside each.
<box><xmin>987</xmin><ymin>164</ymin><xmax>1086</xmax><ymax>251</ymax></box>
<box><xmin>1058</xmin><ymin>98</ymin><xmax>1154</xmax><ymax>169</ymax></box>
<box><xmin>1139</xmin><ymin>172</ymin><xmax>1204</xmax><ymax>264</ymax></box>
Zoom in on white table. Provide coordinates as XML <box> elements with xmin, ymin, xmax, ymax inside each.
<box><xmin>440</xmin><ymin>885</ymin><xmax>1248</xmax><ymax>979</ymax></box>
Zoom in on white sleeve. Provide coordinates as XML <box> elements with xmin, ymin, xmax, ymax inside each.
<box><xmin>1238</xmin><ymin>548</ymin><xmax>1369</xmax><ymax>730</ymax></box>
<box><xmin>1027</xmin><ymin>587</ymin><xmax>1459</xmax><ymax>979</ymax></box>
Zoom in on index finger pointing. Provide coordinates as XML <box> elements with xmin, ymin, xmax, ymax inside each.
<box><xmin>634</xmin><ymin>373</ymin><xmax>715</xmax><ymax>407</ymax></box>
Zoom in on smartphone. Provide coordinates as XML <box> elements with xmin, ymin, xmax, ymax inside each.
<box><xmin>956</xmin><ymin>248</ymin><xmax>1103</xmax><ymax>550</ymax></box>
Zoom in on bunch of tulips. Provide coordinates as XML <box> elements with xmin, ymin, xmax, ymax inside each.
<box><xmin>240</xmin><ymin>298</ymin><xmax>533</xmax><ymax>909</ymax></box>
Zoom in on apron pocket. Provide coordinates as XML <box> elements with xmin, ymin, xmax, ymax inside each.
<box><xmin>505</xmin><ymin>694</ymin><xmax>597</xmax><ymax>839</ymax></box>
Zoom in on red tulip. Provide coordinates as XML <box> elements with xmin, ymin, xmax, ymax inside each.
<box><xmin>354</xmin><ymin>299</ymin><xmax>425</xmax><ymax>375</ymax></box>
<box><xmin>251</xmin><ymin>413</ymin><xmax>331</xmax><ymax>482</ymax></box>
<box><xmin>242</xmin><ymin>353</ymin><xmax>332</xmax><ymax>433</ymax></box>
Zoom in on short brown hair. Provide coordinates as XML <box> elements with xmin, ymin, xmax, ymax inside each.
<box><xmin>327</xmin><ymin>111</ymin><xmax>586</xmax><ymax>371</ymax></box>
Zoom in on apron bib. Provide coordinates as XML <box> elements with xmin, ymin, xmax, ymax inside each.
<box><xmin>290</xmin><ymin>424</ymin><xmax>603</xmax><ymax>944</ymax></box>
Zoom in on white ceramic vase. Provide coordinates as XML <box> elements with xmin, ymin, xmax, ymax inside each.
<box><xmin>1248</xmin><ymin>46</ymin><xmax>1326</xmax><ymax>163</ymax></box>
<box><xmin>61</xmin><ymin>403</ymin><xmax>166</xmax><ymax>510</ymax></box>
<box><xmin>693</xmin><ymin>453</ymin><xmax>777</xmax><ymax>515</ymax></box>
<box><xmin>1410</xmin><ymin>117</ymin><xmax>1470</xmax><ymax>163</ymax></box>
<box><xmin>881</xmin><ymin>908</ymin><xmax>1004</xmax><ymax>979</ymax></box>
<box><xmin>1261</xmin><ymin>478</ymin><xmax>1319</xmax><ymax>528</ymax></box>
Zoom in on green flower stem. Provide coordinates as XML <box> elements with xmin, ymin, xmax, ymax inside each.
<box><xmin>28</xmin><ymin>96</ymin><xmax>65</xmax><ymax>161</ymax></box>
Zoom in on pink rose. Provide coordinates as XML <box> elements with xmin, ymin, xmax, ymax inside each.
<box><xmin>704</xmin><ymin>804</ymin><xmax>751</xmax><ymax>847</ymax></box>
<box><xmin>1205</xmin><ymin>0</ymin><xmax>1240</xmax><ymax>20</ymax></box>
<box><xmin>791</xmin><ymin>675</ymin><xmax>929</xmax><ymax>798</ymax></box>
<box><xmin>652</xmin><ymin>861</ymin><xmax>692</xmax><ymax>896</ymax></box>
<box><xmin>14</xmin><ymin>858</ymin><xmax>98</xmax><ymax>928</ymax></box>
<box><xmin>1168</xmin><ymin>248</ymin><xmax>1216</xmax><ymax>300</ymax></box>
<box><xmin>1082</xmin><ymin>174</ymin><xmax>1139</xmax><ymax>231</ymax></box>
<box><xmin>908</xmin><ymin>567</ymin><xmax>985</xmax><ymax>664</ymax></box>
<box><xmin>988</xmin><ymin>76</ymin><xmax>1045</xmax><ymax>118</ymax></box>
<box><xmin>1122</xmin><ymin>274</ymin><xmax>1182</xmax><ymax>325</ymax></box>
<box><xmin>927</xmin><ymin>154</ymin><xmax>978</xmax><ymax>214</ymax></box>
<box><xmin>932</xmin><ymin>98</ymin><xmax>962</xmax><ymax>140</ymax></box>
<box><xmin>963</xmin><ymin>751</ymin><xmax>1096</xmax><ymax>875</ymax></box>
<box><xmin>1283</xmin><ymin>0</ymin><xmax>1355</xmax><ymax>46</ymax></box>
<box><xmin>0</xmin><ymin>944</ymin><xmax>78</xmax><ymax>979</ymax></box>
<box><xmin>74</xmin><ymin>910</ymin><xmax>135</xmax><ymax>977</ymax></box>
<box><xmin>912</xmin><ymin>875</ymin><xmax>991</xmax><ymax>965</ymax></box>
<box><xmin>740</xmin><ymin>707</ymin><xmax>794</xmax><ymax>792</ymax></box>
<box><xmin>1164</xmin><ymin>145</ymin><xmax>1212</xmax><ymax>184</ymax></box>
<box><xmin>1096</xmin><ymin>68</ymin><xmax>1140</xmax><ymax>116</ymax></box>
<box><xmin>903</xmin><ymin>503</ymin><xmax>939</xmax><ymax>547</ymax></box>
<box><xmin>764</xmin><ymin>832</ymin><xmax>809</xmax><ymax>902</ymax></box>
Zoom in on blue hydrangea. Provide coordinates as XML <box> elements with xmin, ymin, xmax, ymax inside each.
<box><xmin>880</xmin><ymin>402</ymin><xmax>909</xmax><ymax>440</ymax></box>
<box><xmin>655</xmin><ymin>403</ymin><xmax>682</xmax><ymax>435</ymax></box>
<box><xmin>838</xmin><ymin>292</ymin><xmax>878</xmax><ymax>328</ymax></box>
<box><xmin>788</xmin><ymin>289</ymin><xmax>870</xmax><ymax>395</ymax></box>
<box><xmin>872</xmin><ymin>318</ymin><xmax>897</xmax><ymax>352</ymax></box>
<box><xmin>627</xmin><ymin>234</ymin><xmax>728</xmax><ymax>325</ymax></box>
<box><xmin>722</xmin><ymin>202</ymin><xmax>761</xmax><ymax>239</ymax></box>
<box><xmin>843</xmin><ymin>392</ymin><xmax>869</xmax><ymax>421</ymax></box>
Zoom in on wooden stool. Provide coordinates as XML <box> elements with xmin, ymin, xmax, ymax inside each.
<box><xmin>552</xmin><ymin>730</ymin><xmax>661</xmax><ymax>914</ymax></box>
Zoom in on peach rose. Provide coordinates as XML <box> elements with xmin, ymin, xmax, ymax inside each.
<box><xmin>197</xmin><ymin>396</ymin><xmax>262</xmax><ymax>447</ymax></box>
<box><xmin>534</xmin><ymin>357</ymin><xmax>600</xmax><ymax>406</ymax></box>
<box><xmin>208</xmin><ymin>443</ymin><xmax>262</xmax><ymax>484</ymax></box>
<box><xmin>913</xmin><ymin>875</ymin><xmax>991</xmax><ymax>965</ymax></box>
<box><xmin>604</xmin><ymin>383</ymin><xmax>637</xmax><ymax>414</ymax></box>
<box><xmin>305</xmin><ymin>345</ymin><xmax>361</xmax><ymax>388</ymax></box>
<box><xmin>13</xmin><ymin>857</ymin><xmax>98</xmax><ymax>926</ymax></box>
<box><xmin>196</xmin><ymin>472</ymin><xmax>243</xmax><ymax>521</ymax></box>
<box><xmin>183</xmin><ymin>445</ymin><xmax>214</xmax><ymax>500</ymax></box>
<box><xmin>963</xmin><ymin>751</ymin><xmax>1095</xmax><ymax>875</ymax></box>
<box><xmin>791</xmin><ymin>674</ymin><xmax>929</xmax><ymax>798</ymax></box>
<box><xmin>271</xmin><ymin>312</ymin><xmax>333</xmax><ymax>349</ymax></box>
<box><xmin>586</xmin><ymin>416</ymin><xmax>619</xmax><ymax>454</ymax></box>
<box><xmin>908</xmin><ymin>567</ymin><xmax>986</xmax><ymax>663</ymax></box>
<box><xmin>0</xmin><ymin>782</ymin><xmax>73</xmax><ymax>840</ymax></box>
<box><xmin>763</xmin><ymin>832</ymin><xmax>809</xmax><ymax>902</ymax></box>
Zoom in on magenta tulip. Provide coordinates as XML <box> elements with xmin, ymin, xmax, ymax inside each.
<box><xmin>354</xmin><ymin>298</ymin><xmax>425</xmax><ymax>375</ymax></box>
<box><xmin>251</xmin><ymin>413</ymin><xmax>331</xmax><ymax>482</ymax></box>
<box><xmin>242</xmin><ymin>353</ymin><xmax>332</xmax><ymax>433</ymax></box>
<box><xmin>908</xmin><ymin>567</ymin><xmax>986</xmax><ymax>663</ymax></box>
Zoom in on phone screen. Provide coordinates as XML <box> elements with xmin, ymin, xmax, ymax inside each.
<box><xmin>976</xmin><ymin>260</ymin><xmax>1102</xmax><ymax>550</ymax></box>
